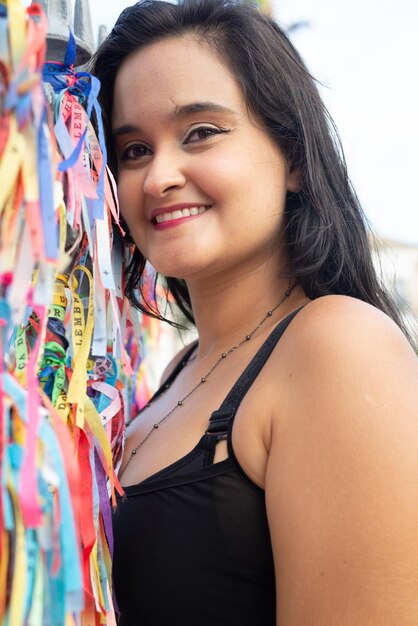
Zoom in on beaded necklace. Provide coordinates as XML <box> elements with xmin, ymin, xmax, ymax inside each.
<box><xmin>119</xmin><ymin>288</ymin><xmax>293</xmax><ymax>479</ymax></box>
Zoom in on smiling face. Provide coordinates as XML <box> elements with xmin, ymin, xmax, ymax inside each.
<box><xmin>112</xmin><ymin>36</ymin><xmax>299</xmax><ymax>283</ymax></box>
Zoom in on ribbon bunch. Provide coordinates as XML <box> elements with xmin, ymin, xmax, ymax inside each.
<box><xmin>0</xmin><ymin>2</ymin><xmax>161</xmax><ymax>624</ymax></box>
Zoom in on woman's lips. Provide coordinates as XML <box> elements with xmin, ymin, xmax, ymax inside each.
<box><xmin>151</xmin><ymin>205</ymin><xmax>211</xmax><ymax>229</ymax></box>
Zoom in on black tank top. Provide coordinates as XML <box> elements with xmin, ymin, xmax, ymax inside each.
<box><xmin>112</xmin><ymin>308</ymin><xmax>301</xmax><ymax>626</ymax></box>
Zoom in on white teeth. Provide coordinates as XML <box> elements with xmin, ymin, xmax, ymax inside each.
<box><xmin>154</xmin><ymin>206</ymin><xmax>209</xmax><ymax>223</ymax></box>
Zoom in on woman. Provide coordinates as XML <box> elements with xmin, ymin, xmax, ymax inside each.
<box><xmin>92</xmin><ymin>1</ymin><xmax>418</xmax><ymax>623</ymax></box>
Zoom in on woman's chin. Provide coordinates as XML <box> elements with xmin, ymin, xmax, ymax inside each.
<box><xmin>149</xmin><ymin>260</ymin><xmax>203</xmax><ymax>281</ymax></box>
<box><xmin>148</xmin><ymin>251</ymin><xmax>214</xmax><ymax>281</ymax></box>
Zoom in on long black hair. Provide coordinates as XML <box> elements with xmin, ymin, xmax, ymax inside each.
<box><xmin>92</xmin><ymin>0</ymin><xmax>408</xmax><ymax>335</ymax></box>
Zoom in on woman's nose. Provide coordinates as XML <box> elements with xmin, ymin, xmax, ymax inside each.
<box><xmin>143</xmin><ymin>149</ymin><xmax>186</xmax><ymax>198</ymax></box>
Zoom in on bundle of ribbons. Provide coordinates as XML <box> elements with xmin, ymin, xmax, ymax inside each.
<box><xmin>0</xmin><ymin>1</ymin><xmax>160</xmax><ymax>624</ymax></box>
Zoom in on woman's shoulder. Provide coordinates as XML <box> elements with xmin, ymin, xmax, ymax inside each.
<box><xmin>270</xmin><ymin>294</ymin><xmax>417</xmax><ymax>427</ymax></box>
<box><xmin>295</xmin><ymin>292</ymin><xmax>405</xmax><ymax>331</ymax></box>
<box><xmin>270</xmin><ymin>294</ymin><xmax>418</xmax><ymax>432</ymax></box>
<box><xmin>283</xmin><ymin>294</ymin><xmax>414</xmax><ymax>365</ymax></box>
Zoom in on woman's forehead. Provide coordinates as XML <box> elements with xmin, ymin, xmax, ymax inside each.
<box><xmin>112</xmin><ymin>37</ymin><xmax>245</xmax><ymax>125</ymax></box>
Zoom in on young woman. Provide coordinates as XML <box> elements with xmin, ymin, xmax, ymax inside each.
<box><xmin>92</xmin><ymin>1</ymin><xmax>418</xmax><ymax>624</ymax></box>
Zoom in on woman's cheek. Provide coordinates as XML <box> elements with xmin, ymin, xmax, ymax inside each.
<box><xmin>117</xmin><ymin>173</ymin><xmax>143</xmax><ymax>226</ymax></box>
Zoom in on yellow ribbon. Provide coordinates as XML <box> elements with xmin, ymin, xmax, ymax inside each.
<box><xmin>56</xmin><ymin>182</ymin><xmax>71</xmax><ymax>272</ymax></box>
<box><xmin>67</xmin><ymin>265</ymin><xmax>94</xmax><ymax>428</ymax></box>
<box><xmin>0</xmin><ymin>529</ymin><xmax>8</xmax><ymax>621</ymax></box>
<box><xmin>7</xmin><ymin>481</ymin><xmax>27</xmax><ymax>626</ymax></box>
<box><xmin>84</xmin><ymin>397</ymin><xmax>114</xmax><ymax>493</ymax></box>
<box><xmin>56</xmin><ymin>389</ymin><xmax>70</xmax><ymax>424</ymax></box>
<box><xmin>0</xmin><ymin>115</ymin><xmax>24</xmax><ymax>214</ymax></box>
<box><xmin>5</xmin><ymin>0</ymin><xmax>26</xmax><ymax>72</ymax></box>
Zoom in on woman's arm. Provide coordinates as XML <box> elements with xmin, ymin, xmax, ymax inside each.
<box><xmin>266</xmin><ymin>296</ymin><xmax>418</xmax><ymax>626</ymax></box>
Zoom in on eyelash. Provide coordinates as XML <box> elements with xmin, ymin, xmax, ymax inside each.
<box><xmin>186</xmin><ymin>126</ymin><xmax>229</xmax><ymax>142</ymax></box>
<box><xmin>120</xmin><ymin>125</ymin><xmax>230</xmax><ymax>161</ymax></box>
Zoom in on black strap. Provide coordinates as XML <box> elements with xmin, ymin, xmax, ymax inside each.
<box><xmin>206</xmin><ymin>307</ymin><xmax>303</xmax><ymax>434</ymax></box>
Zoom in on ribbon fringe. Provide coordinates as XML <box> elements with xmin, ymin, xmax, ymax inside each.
<box><xmin>0</xmin><ymin>2</ymin><xmax>161</xmax><ymax>624</ymax></box>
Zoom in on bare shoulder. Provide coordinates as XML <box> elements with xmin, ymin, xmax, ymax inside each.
<box><xmin>288</xmin><ymin>292</ymin><xmax>414</xmax><ymax>347</ymax></box>
<box><xmin>277</xmin><ymin>294</ymin><xmax>417</xmax><ymax>384</ymax></box>
<box><xmin>266</xmin><ymin>295</ymin><xmax>418</xmax><ymax>624</ymax></box>
<box><xmin>270</xmin><ymin>294</ymin><xmax>418</xmax><ymax>490</ymax></box>
<box><xmin>268</xmin><ymin>294</ymin><xmax>417</xmax><ymax>428</ymax></box>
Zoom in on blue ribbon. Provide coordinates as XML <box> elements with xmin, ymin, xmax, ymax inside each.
<box><xmin>38</xmin><ymin>106</ymin><xmax>59</xmax><ymax>260</ymax></box>
<box><xmin>2</xmin><ymin>372</ymin><xmax>84</xmax><ymax>618</ymax></box>
<box><xmin>42</xmin><ymin>31</ymin><xmax>108</xmax><ymax>224</ymax></box>
<box><xmin>39</xmin><ymin>417</ymin><xmax>84</xmax><ymax>616</ymax></box>
<box><xmin>63</xmin><ymin>27</ymin><xmax>77</xmax><ymax>68</ymax></box>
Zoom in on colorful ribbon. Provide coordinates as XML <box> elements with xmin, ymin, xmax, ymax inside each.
<box><xmin>0</xmin><ymin>2</ymin><xmax>162</xmax><ymax>624</ymax></box>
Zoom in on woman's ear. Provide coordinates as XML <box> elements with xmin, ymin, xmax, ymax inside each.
<box><xmin>286</xmin><ymin>164</ymin><xmax>301</xmax><ymax>193</ymax></box>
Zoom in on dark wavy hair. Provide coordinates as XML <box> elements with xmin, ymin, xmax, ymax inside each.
<box><xmin>91</xmin><ymin>0</ymin><xmax>408</xmax><ymax>335</ymax></box>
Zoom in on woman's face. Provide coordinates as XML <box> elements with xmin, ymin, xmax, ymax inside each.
<box><xmin>112</xmin><ymin>36</ymin><xmax>299</xmax><ymax>282</ymax></box>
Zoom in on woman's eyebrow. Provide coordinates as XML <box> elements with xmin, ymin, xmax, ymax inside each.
<box><xmin>112</xmin><ymin>124</ymin><xmax>141</xmax><ymax>140</ymax></box>
<box><xmin>112</xmin><ymin>102</ymin><xmax>237</xmax><ymax>139</ymax></box>
<box><xmin>170</xmin><ymin>101</ymin><xmax>237</xmax><ymax>119</ymax></box>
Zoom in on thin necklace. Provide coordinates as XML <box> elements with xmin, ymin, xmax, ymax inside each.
<box><xmin>119</xmin><ymin>287</ymin><xmax>294</xmax><ymax>480</ymax></box>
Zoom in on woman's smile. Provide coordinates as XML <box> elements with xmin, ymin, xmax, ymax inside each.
<box><xmin>151</xmin><ymin>204</ymin><xmax>211</xmax><ymax>229</ymax></box>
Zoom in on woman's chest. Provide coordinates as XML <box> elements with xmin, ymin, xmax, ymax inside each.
<box><xmin>120</xmin><ymin>362</ymin><xmax>277</xmax><ymax>489</ymax></box>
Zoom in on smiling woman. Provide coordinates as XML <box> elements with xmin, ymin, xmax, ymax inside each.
<box><xmin>91</xmin><ymin>1</ymin><xmax>418</xmax><ymax>625</ymax></box>
<box><xmin>111</xmin><ymin>35</ymin><xmax>297</xmax><ymax>283</ymax></box>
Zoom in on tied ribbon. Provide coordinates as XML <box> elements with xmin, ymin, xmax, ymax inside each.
<box><xmin>42</xmin><ymin>31</ymin><xmax>108</xmax><ymax>224</ymax></box>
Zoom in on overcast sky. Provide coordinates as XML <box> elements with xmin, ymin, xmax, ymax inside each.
<box><xmin>43</xmin><ymin>0</ymin><xmax>418</xmax><ymax>245</ymax></box>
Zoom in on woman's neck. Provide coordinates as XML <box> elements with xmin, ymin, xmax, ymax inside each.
<box><xmin>185</xmin><ymin>259</ymin><xmax>306</xmax><ymax>359</ymax></box>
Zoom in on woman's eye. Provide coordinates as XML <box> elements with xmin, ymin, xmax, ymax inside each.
<box><xmin>185</xmin><ymin>126</ymin><xmax>229</xmax><ymax>143</ymax></box>
<box><xmin>121</xmin><ymin>144</ymin><xmax>151</xmax><ymax>160</ymax></box>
